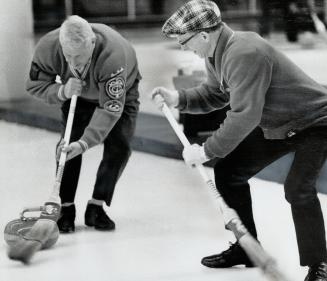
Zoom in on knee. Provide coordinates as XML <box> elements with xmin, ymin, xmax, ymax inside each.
<box><xmin>284</xmin><ymin>184</ymin><xmax>318</xmax><ymax>206</ymax></box>
<box><xmin>104</xmin><ymin>143</ymin><xmax>131</xmax><ymax>163</ymax></box>
<box><xmin>214</xmin><ymin>163</ymin><xmax>229</xmax><ymax>189</ymax></box>
<box><xmin>214</xmin><ymin>161</ymin><xmax>246</xmax><ymax>191</ymax></box>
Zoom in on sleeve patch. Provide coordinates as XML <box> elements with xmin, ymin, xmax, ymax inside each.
<box><xmin>29</xmin><ymin>62</ymin><xmax>41</xmax><ymax>81</ymax></box>
<box><xmin>110</xmin><ymin>67</ymin><xmax>124</xmax><ymax>78</ymax></box>
<box><xmin>105</xmin><ymin>76</ymin><xmax>125</xmax><ymax>99</ymax></box>
<box><xmin>104</xmin><ymin>100</ymin><xmax>123</xmax><ymax>113</ymax></box>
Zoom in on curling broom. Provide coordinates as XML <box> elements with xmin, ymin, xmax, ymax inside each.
<box><xmin>7</xmin><ymin>94</ymin><xmax>78</xmax><ymax>264</ymax></box>
<box><xmin>157</xmin><ymin>100</ymin><xmax>291</xmax><ymax>281</ymax></box>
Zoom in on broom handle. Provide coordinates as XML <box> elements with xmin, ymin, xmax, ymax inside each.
<box><xmin>159</xmin><ymin>104</ymin><xmax>229</xmax><ymax>209</ymax></box>
<box><xmin>48</xmin><ymin>95</ymin><xmax>78</xmax><ymax>203</ymax></box>
<box><xmin>159</xmin><ymin>102</ymin><xmax>291</xmax><ymax>281</ymax></box>
<box><xmin>160</xmin><ymin>103</ymin><xmax>233</xmax><ymax>212</ymax></box>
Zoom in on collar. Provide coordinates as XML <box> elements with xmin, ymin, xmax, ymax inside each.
<box><xmin>68</xmin><ymin>35</ymin><xmax>97</xmax><ymax>80</ymax></box>
<box><xmin>210</xmin><ymin>23</ymin><xmax>234</xmax><ymax>60</ymax></box>
<box><xmin>69</xmin><ymin>58</ymin><xmax>92</xmax><ymax>80</ymax></box>
<box><xmin>206</xmin><ymin>23</ymin><xmax>235</xmax><ymax>78</ymax></box>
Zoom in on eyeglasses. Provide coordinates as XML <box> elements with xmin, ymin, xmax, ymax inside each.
<box><xmin>178</xmin><ymin>32</ymin><xmax>200</xmax><ymax>46</ymax></box>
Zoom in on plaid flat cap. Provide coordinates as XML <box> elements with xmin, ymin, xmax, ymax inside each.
<box><xmin>162</xmin><ymin>0</ymin><xmax>221</xmax><ymax>37</ymax></box>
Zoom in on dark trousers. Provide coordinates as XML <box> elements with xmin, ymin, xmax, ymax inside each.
<box><xmin>214</xmin><ymin>126</ymin><xmax>327</xmax><ymax>266</ymax></box>
<box><xmin>57</xmin><ymin>97</ymin><xmax>138</xmax><ymax>207</ymax></box>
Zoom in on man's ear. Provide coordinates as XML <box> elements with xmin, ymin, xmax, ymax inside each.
<box><xmin>200</xmin><ymin>31</ymin><xmax>209</xmax><ymax>42</ymax></box>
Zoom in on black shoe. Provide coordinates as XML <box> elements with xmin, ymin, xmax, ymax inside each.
<box><xmin>57</xmin><ymin>204</ymin><xmax>75</xmax><ymax>233</ymax></box>
<box><xmin>201</xmin><ymin>242</ymin><xmax>256</xmax><ymax>268</ymax></box>
<box><xmin>304</xmin><ymin>262</ymin><xmax>327</xmax><ymax>281</ymax></box>
<box><xmin>84</xmin><ymin>203</ymin><xmax>115</xmax><ymax>231</ymax></box>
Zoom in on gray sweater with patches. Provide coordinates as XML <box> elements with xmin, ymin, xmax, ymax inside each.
<box><xmin>26</xmin><ymin>24</ymin><xmax>140</xmax><ymax>149</ymax></box>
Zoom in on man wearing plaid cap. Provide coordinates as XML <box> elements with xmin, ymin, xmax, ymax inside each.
<box><xmin>151</xmin><ymin>0</ymin><xmax>327</xmax><ymax>280</ymax></box>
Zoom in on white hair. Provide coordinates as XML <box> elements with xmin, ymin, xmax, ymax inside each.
<box><xmin>59</xmin><ymin>15</ymin><xmax>95</xmax><ymax>49</ymax></box>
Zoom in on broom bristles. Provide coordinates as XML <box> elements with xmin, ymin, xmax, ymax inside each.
<box><xmin>7</xmin><ymin>96</ymin><xmax>77</xmax><ymax>264</ymax></box>
<box><xmin>7</xmin><ymin>219</ymin><xmax>57</xmax><ymax>264</ymax></box>
<box><xmin>7</xmin><ymin>239</ymin><xmax>42</xmax><ymax>264</ymax></box>
<box><xmin>239</xmin><ymin>234</ymin><xmax>291</xmax><ymax>281</ymax></box>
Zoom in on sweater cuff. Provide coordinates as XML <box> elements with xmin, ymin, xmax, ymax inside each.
<box><xmin>177</xmin><ymin>90</ymin><xmax>187</xmax><ymax>111</ymax></box>
<box><xmin>57</xmin><ymin>85</ymin><xmax>67</xmax><ymax>101</ymax></box>
<box><xmin>204</xmin><ymin>142</ymin><xmax>216</xmax><ymax>159</ymax></box>
<box><xmin>77</xmin><ymin>140</ymin><xmax>89</xmax><ymax>152</ymax></box>
<box><xmin>200</xmin><ymin>145</ymin><xmax>210</xmax><ymax>161</ymax></box>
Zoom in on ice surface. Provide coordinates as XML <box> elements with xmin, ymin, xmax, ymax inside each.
<box><xmin>0</xmin><ymin>121</ymin><xmax>326</xmax><ymax>280</ymax></box>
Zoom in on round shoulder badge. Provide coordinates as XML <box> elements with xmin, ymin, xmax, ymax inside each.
<box><xmin>104</xmin><ymin>100</ymin><xmax>123</xmax><ymax>113</ymax></box>
<box><xmin>105</xmin><ymin>76</ymin><xmax>125</xmax><ymax>99</ymax></box>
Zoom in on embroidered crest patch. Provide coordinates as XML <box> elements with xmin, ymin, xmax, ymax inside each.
<box><xmin>105</xmin><ymin>76</ymin><xmax>125</xmax><ymax>99</ymax></box>
<box><xmin>104</xmin><ymin>100</ymin><xmax>123</xmax><ymax>113</ymax></box>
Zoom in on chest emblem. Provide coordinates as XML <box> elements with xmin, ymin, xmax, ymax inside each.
<box><xmin>104</xmin><ymin>100</ymin><xmax>123</xmax><ymax>113</ymax></box>
<box><xmin>105</xmin><ymin>76</ymin><xmax>125</xmax><ymax>99</ymax></box>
